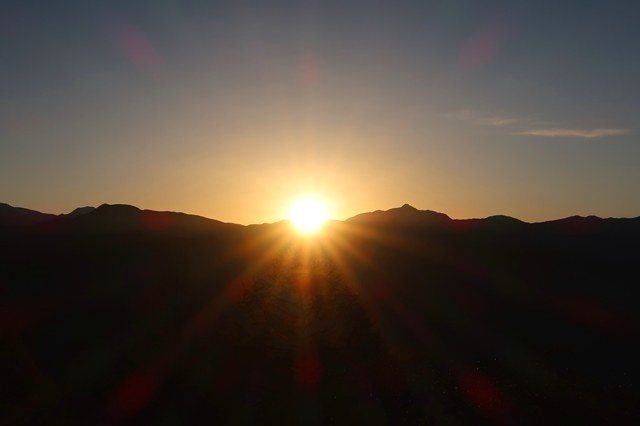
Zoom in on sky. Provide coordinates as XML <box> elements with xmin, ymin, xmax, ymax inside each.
<box><xmin>1</xmin><ymin>0</ymin><xmax>639</xmax><ymax>224</ymax></box>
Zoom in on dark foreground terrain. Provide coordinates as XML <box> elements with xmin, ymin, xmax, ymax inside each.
<box><xmin>1</xmin><ymin>203</ymin><xmax>638</xmax><ymax>425</ymax></box>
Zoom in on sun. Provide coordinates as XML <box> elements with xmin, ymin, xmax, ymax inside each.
<box><xmin>288</xmin><ymin>197</ymin><xmax>329</xmax><ymax>234</ymax></box>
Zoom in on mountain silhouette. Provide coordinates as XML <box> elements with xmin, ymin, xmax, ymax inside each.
<box><xmin>533</xmin><ymin>214</ymin><xmax>640</xmax><ymax>235</ymax></box>
<box><xmin>347</xmin><ymin>203</ymin><xmax>451</xmax><ymax>226</ymax></box>
<box><xmin>0</xmin><ymin>202</ymin><xmax>56</xmax><ymax>231</ymax></box>
<box><xmin>0</xmin><ymin>203</ymin><xmax>240</xmax><ymax>235</ymax></box>
<box><xmin>65</xmin><ymin>206</ymin><xmax>96</xmax><ymax>218</ymax></box>
<box><xmin>3</xmin><ymin>202</ymin><xmax>639</xmax><ymax>235</ymax></box>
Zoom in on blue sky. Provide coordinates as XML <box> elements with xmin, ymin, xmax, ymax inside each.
<box><xmin>1</xmin><ymin>0</ymin><xmax>639</xmax><ymax>223</ymax></box>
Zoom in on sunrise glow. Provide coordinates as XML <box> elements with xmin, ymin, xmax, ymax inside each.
<box><xmin>288</xmin><ymin>197</ymin><xmax>329</xmax><ymax>234</ymax></box>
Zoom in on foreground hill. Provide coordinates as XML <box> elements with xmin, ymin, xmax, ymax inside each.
<box><xmin>1</xmin><ymin>203</ymin><xmax>639</xmax><ymax>425</ymax></box>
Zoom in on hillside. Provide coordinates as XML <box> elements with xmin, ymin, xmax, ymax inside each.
<box><xmin>1</xmin><ymin>203</ymin><xmax>639</xmax><ymax>424</ymax></box>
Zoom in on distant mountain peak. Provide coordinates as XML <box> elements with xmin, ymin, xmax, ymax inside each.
<box><xmin>97</xmin><ymin>203</ymin><xmax>140</xmax><ymax>211</ymax></box>
<box><xmin>484</xmin><ymin>215</ymin><xmax>524</xmax><ymax>223</ymax></box>
<box><xmin>347</xmin><ymin>204</ymin><xmax>450</xmax><ymax>225</ymax></box>
<box><xmin>66</xmin><ymin>206</ymin><xmax>95</xmax><ymax>218</ymax></box>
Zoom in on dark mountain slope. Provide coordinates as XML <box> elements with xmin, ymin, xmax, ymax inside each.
<box><xmin>347</xmin><ymin>203</ymin><xmax>451</xmax><ymax>227</ymax></box>
<box><xmin>1</xmin><ymin>203</ymin><xmax>639</xmax><ymax>424</ymax></box>
<box><xmin>0</xmin><ymin>203</ymin><xmax>56</xmax><ymax>231</ymax></box>
<box><xmin>0</xmin><ymin>203</ymin><xmax>241</xmax><ymax>235</ymax></box>
<box><xmin>65</xmin><ymin>206</ymin><xmax>96</xmax><ymax>218</ymax></box>
<box><xmin>54</xmin><ymin>203</ymin><xmax>240</xmax><ymax>234</ymax></box>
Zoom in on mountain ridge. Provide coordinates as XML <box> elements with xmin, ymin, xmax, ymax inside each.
<box><xmin>0</xmin><ymin>202</ymin><xmax>241</xmax><ymax>234</ymax></box>
<box><xmin>1</xmin><ymin>202</ymin><xmax>639</xmax><ymax>233</ymax></box>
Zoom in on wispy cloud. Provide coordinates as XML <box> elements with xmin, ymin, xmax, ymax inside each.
<box><xmin>476</xmin><ymin>117</ymin><xmax>518</xmax><ymax>127</ymax></box>
<box><xmin>445</xmin><ymin>110</ymin><xmax>519</xmax><ymax>127</ymax></box>
<box><xmin>515</xmin><ymin>128</ymin><xmax>629</xmax><ymax>139</ymax></box>
<box><xmin>445</xmin><ymin>110</ymin><xmax>630</xmax><ymax>140</ymax></box>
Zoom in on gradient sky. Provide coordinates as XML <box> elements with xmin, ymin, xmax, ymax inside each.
<box><xmin>2</xmin><ymin>0</ymin><xmax>639</xmax><ymax>224</ymax></box>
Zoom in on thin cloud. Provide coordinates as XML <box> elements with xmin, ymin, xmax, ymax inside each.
<box><xmin>445</xmin><ymin>110</ymin><xmax>519</xmax><ymax>127</ymax></box>
<box><xmin>515</xmin><ymin>128</ymin><xmax>629</xmax><ymax>139</ymax></box>
<box><xmin>477</xmin><ymin>117</ymin><xmax>518</xmax><ymax>127</ymax></box>
<box><xmin>445</xmin><ymin>111</ymin><xmax>630</xmax><ymax>139</ymax></box>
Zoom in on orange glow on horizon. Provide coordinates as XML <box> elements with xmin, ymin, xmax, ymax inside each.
<box><xmin>288</xmin><ymin>197</ymin><xmax>329</xmax><ymax>234</ymax></box>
